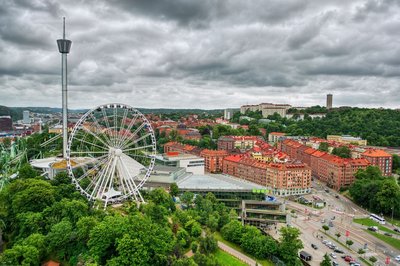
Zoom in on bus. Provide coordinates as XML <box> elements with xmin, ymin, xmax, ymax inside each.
<box><xmin>370</xmin><ymin>213</ymin><xmax>386</xmax><ymax>224</ymax></box>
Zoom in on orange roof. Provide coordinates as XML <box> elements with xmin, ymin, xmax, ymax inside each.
<box><xmin>43</xmin><ymin>261</ymin><xmax>60</xmax><ymax>266</ymax></box>
<box><xmin>304</xmin><ymin>147</ymin><xmax>317</xmax><ymax>155</ymax></box>
<box><xmin>200</xmin><ymin>149</ymin><xmax>228</xmax><ymax>156</ymax></box>
<box><xmin>224</xmin><ymin>154</ymin><xmax>243</xmax><ymax>162</ymax></box>
<box><xmin>362</xmin><ymin>149</ymin><xmax>391</xmax><ymax>157</ymax></box>
<box><xmin>311</xmin><ymin>150</ymin><xmax>327</xmax><ymax>158</ymax></box>
<box><xmin>270</xmin><ymin>132</ymin><xmax>286</xmax><ymax>136</ymax></box>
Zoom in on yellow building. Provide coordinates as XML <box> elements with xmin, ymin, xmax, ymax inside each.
<box><xmin>327</xmin><ymin>135</ymin><xmax>367</xmax><ymax>146</ymax></box>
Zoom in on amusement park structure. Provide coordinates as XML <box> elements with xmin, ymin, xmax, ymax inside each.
<box><xmin>0</xmin><ymin>139</ymin><xmax>27</xmax><ymax>190</ymax></box>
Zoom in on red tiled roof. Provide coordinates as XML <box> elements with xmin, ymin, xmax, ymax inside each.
<box><xmin>224</xmin><ymin>154</ymin><xmax>243</xmax><ymax>162</ymax></box>
<box><xmin>304</xmin><ymin>147</ymin><xmax>317</xmax><ymax>155</ymax></box>
<box><xmin>362</xmin><ymin>149</ymin><xmax>391</xmax><ymax>157</ymax></box>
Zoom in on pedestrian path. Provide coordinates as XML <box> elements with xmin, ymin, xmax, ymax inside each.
<box><xmin>217</xmin><ymin>241</ymin><xmax>257</xmax><ymax>266</ymax></box>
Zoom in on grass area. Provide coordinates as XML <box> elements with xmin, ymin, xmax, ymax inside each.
<box><xmin>214</xmin><ymin>232</ymin><xmax>274</xmax><ymax>266</ymax></box>
<box><xmin>364</xmin><ymin>229</ymin><xmax>400</xmax><ymax>250</ymax></box>
<box><xmin>353</xmin><ymin>218</ymin><xmax>400</xmax><ymax>235</ymax></box>
<box><xmin>358</xmin><ymin>257</ymin><xmax>373</xmax><ymax>266</ymax></box>
<box><xmin>214</xmin><ymin>249</ymin><xmax>248</xmax><ymax>266</ymax></box>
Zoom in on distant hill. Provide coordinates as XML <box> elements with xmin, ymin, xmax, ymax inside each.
<box><xmin>1</xmin><ymin>106</ymin><xmax>227</xmax><ymax>121</ymax></box>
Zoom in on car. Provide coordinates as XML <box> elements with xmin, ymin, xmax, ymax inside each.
<box><xmin>384</xmin><ymin>232</ymin><xmax>392</xmax><ymax>237</ymax></box>
<box><xmin>334</xmin><ymin>249</ymin><xmax>344</xmax><ymax>254</ymax></box>
<box><xmin>311</xmin><ymin>244</ymin><xmax>318</xmax><ymax>250</ymax></box>
<box><xmin>394</xmin><ymin>228</ymin><xmax>400</xmax><ymax>233</ymax></box>
<box><xmin>322</xmin><ymin>240</ymin><xmax>328</xmax><ymax>244</ymax></box>
<box><xmin>325</xmin><ymin>189</ymin><xmax>329</xmax><ymax>193</ymax></box>
<box><xmin>368</xmin><ymin>226</ymin><xmax>378</xmax><ymax>232</ymax></box>
<box><xmin>349</xmin><ymin>262</ymin><xmax>361</xmax><ymax>266</ymax></box>
<box><xmin>395</xmin><ymin>255</ymin><xmax>400</xmax><ymax>262</ymax></box>
<box><xmin>330</xmin><ymin>253</ymin><xmax>337</xmax><ymax>259</ymax></box>
<box><xmin>344</xmin><ymin>256</ymin><xmax>353</xmax><ymax>262</ymax></box>
<box><xmin>332</xmin><ymin>261</ymin><xmax>338</xmax><ymax>266</ymax></box>
<box><xmin>335</xmin><ymin>195</ymin><xmax>339</xmax><ymax>199</ymax></box>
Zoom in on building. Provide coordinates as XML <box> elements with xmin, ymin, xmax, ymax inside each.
<box><xmin>240</xmin><ymin>200</ymin><xmax>287</xmax><ymax>228</ymax></box>
<box><xmin>326</xmin><ymin>94</ymin><xmax>333</xmax><ymax>109</ymax></box>
<box><xmin>176</xmin><ymin>173</ymin><xmax>267</xmax><ymax>208</ymax></box>
<box><xmin>266</xmin><ymin>162</ymin><xmax>312</xmax><ymax>196</ymax></box>
<box><xmin>200</xmin><ymin>149</ymin><xmax>229</xmax><ymax>173</ymax></box>
<box><xmin>163</xmin><ymin>141</ymin><xmax>202</xmax><ymax>156</ymax></box>
<box><xmin>280</xmin><ymin>139</ymin><xmax>370</xmax><ymax>190</ymax></box>
<box><xmin>327</xmin><ymin>135</ymin><xmax>367</xmax><ymax>146</ymax></box>
<box><xmin>268</xmin><ymin>132</ymin><xmax>286</xmax><ymax>143</ymax></box>
<box><xmin>224</xmin><ymin>109</ymin><xmax>235</xmax><ymax>120</ymax></box>
<box><xmin>262</xmin><ymin>107</ymin><xmax>287</xmax><ymax>118</ymax></box>
<box><xmin>0</xmin><ymin>116</ymin><xmax>12</xmax><ymax>131</ymax></box>
<box><xmin>156</xmin><ymin>152</ymin><xmax>205</xmax><ymax>175</ymax></box>
<box><xmin>361</xmin><ymin>149</ymin><xmax>392</xmax><ymax>176</ymax></box>
<box><xmin>217</xmin><ymin>136</ymin><xmax>236</xmax><ymax>151</ymax></box>
<box><xmin>217</xmin><ymin>136</ymin><xmax>263</xmax><ymax>151</ymax></box>
<box><xmin>23</xmin><ymin>110</ymin><xmax>30</xmax><ymax>124</ymax></box>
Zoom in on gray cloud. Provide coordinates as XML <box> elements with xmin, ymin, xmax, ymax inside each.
<box><xmin>0</xmin><ymin>0</ymin><xmax>399</xmax><ymax>109</ymax></box>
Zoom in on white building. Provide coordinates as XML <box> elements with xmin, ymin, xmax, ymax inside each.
<box><xmin>156</xmin><ymin>153</ymin><xmax>205</xmax><ymax>175</ymax></box>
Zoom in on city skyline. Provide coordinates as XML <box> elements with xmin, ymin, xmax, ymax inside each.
<box><xmin>1</xmin><ymin>0</ymin><xmax>400</xmax><ymax>109</ymax></box>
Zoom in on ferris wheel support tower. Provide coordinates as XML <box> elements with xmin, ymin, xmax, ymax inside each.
<box><xmin>57</xmin><ymin>17</ymin><xmax>72</xmax><ymax>158</ymax></box>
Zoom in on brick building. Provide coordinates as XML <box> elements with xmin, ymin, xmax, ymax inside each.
<box><xmin>0</xmin><ymin>116</ymin><xmax>12</xmax><ymax>131</ymax></box>
<box><xmin>361</xmin><ymin>149</ymin><xmax>392</xmax><ymax>176</ymax></box>
<box><xmin>280</xmin><ymin>139</ymin><xmax>370</xmax><ymax>190</ymax></box>
<box><xmin>200</xmin><ymin>149</ymin><xmax>229</xmax><ymax>173</ymax></box>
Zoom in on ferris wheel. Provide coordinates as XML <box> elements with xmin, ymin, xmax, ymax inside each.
<box><xmin>66</xmin><ymin>103</ymin><xmax>156</xmax><ymax>207</ymax></box>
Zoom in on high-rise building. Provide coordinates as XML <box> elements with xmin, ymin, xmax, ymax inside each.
<box><xmin>224</xmin><ymin>109</ymin><xmax>234</xmax><ymax>120</ymax></box>
<box><xmin>326</xmin><ymin>94</ymin><xmax>333</xmax><ymax>109</ymax></box>
<box><xmin>23</xmin><ymin>110</ymin><xmax>30</xmax><ymax>124</ymax></box>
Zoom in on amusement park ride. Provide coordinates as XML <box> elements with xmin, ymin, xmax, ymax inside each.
<box><xmin>1</xmin><ymin>19</ymin><xmax>157</xmax><ymax>208</ymax></box>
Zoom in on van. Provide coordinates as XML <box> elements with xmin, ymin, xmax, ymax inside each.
<box><xmin>300</xmin><ymin>251</ymin><xmax>312</xmax><ymax>261</ymax></box>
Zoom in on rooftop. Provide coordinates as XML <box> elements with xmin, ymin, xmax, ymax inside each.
<box><xmin>362</xmin><ymin>149</ymin><xmax>391</xmax><ymax>157</ymax></box>
<box><xmin>177</xmin><ymin>173</ymin><xmax>265</xmax><ymax>191</ymax></box>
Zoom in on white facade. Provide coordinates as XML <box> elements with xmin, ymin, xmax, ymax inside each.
<box><xmin>224</xmin><ymin>109</ymin><xmax>234</xmax><ymax>120</ymax></box>
<box><xmin>178</xmin><ymin>157</ymin><xmax>205</xmax><ymax>175</ymax></box>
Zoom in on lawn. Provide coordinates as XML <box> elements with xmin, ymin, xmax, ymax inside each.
<box><xmin>214</xmin><ymin>249</ymin><xmax>248</xmax><ymax>266</ymax></box>
<box><xmin>364</xmin><ymin>230</ymin><xmax>400</xmax><ymax>250</ymax></box>
<box><xmin>213</xmin><ymin>232</ymin><xmax>274</xmax><ymax>266</ymax></box>
<box><xmin>353</xmin><ymin>218</ymin><xmax>400</xmax><ymax>235</ymax></box>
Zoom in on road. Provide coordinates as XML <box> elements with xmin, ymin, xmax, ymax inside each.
<box><xmin>283</xmin><ymin>181</ymin><xmax>400</xmax><ymax>266</ymax></box>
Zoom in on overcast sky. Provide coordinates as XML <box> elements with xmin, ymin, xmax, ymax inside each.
<box><xmin>1</xmin><ymin>0</ymin><xmax>400</xmax><ymax>109</ymax></box>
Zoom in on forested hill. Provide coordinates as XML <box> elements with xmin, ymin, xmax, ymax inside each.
<box><xmin>264</xmin><ymin>107</ymin><xmax>400</xmax><ymax>147</ymax></box>
<box><xmin>0</xmin><ymin>105</ymin><xmax>226</xmax><ymax>121</ymax></box>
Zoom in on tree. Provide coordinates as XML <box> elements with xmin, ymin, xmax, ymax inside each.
<box><xmin>346</xmin><ymin>240</ymin><xmax>354</xmax><ymax>248</ymax></box>
<box><xmin>322</xmin><ymin>225</ymin><xmax>329</xmax><ymax>233</ymax></box>
<box><xmin>335</xmin><ymin>232</ymin><xmax>341</xmax><ymax>240</ymax></box>
<box><xmin>320</xmin><ymin>253</ymin><xmax>331</xmax><ymax>266</ymax></box>
<box><xmin>278</xmin><ymin>227</ymin><xmax>303</xmax><ymax>266</ymax></box>
<box><xmin>170</xmin><ymin>183</ymin><xmax>179</xmax><ymax>197</ymax></box>
<box><xmin>199</xmin><ymin>232</ymin><xmax>218</xmax><ymax>255</ymax></box>
<box><xmin>392</xmin><ymin>154</ymin><xmax>400</xmax><ymax>173</ymax></box>
<box><xmin>18</xmin><ymin>163</ymin><xmax>38</xmax><ymax>179</ymax></box>
<box><xmin>181</xmin><ymin>192</ymin><xmax>194</xmax><ymax>207</ymax></box>
<box><xmin>221</xmin><ymin>220</ymin><xmax>243</xmax><ymax>244</ymax></box>
<box><xmin>358</xmin><ymin>248</ymin><xmax>365</xmax><ymax>255</ymax></box>
<box><xmin>332</xmin><ymin>146</ymin><xmax>351</xmax><ymax>158</ymax></box>
<box><xmin>318</xmin><ymin>142</ymin><xmax>329</xmax><ymax>152</ymax></box>
<box><xmin>369</xmin><ymin>256</ymin><xmax>377</xmax><ymax>263</ymax></box>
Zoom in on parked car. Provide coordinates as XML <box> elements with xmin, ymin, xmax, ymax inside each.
<box><xmin>330</xmin><ymin>253</ymin><xmax>337</xmax><ymax>259</ymax></box>
<box><xmin>311</xmin><ymin>244</ymin><xmax>318</xmax><ymax>250</ymax></box>
<box><xmin>322</xmin><ymin>240</ymin><xmax>328</xmax><ymax>244</ymax></box>
<box><xmin>332</xmin><ymin>261</ymin><xmax>338</xmax><ymax>266</ymax></box>
<box><xmin>334</xmin><ymin>249</ymin><xmax>344</xmax><ymax>254</ymax></box>
<box><xmin>368</xmin><ymin>226</ymin><xmax>378</xmax><ymax>232</ymax></box>
<box><xmin>349</xmin><ymin>262</ymin><xmax>361</xmax><ymax>266</ymax></box>
<box><xmin>384</xmin><ymin>232</ymin><xmax>393</xmax><ymax>237</ymax></box>
<box><xmin>344</xmin><ymin>256</ymin><xmax>353</xmax><ymax>262</ymax></box>
<box><xmin>394</xmin><ymin>228</ymin><xmax>400</xmax><ymax>233</ymax></box>
<box><xmin>395</xmin><ymin>255</ymin><xmax>400</xmax><ymax>262</ymax></box>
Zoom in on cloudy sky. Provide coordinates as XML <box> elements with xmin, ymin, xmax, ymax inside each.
<box><xmin>1</xmin><ymin>0</ymin><xmax>400</xmax><ymax>109</ymax></box>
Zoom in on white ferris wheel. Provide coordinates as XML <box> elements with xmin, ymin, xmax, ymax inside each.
<box><xmin>66</xmin><ymin>103</ymin><xmax>156</xmax><ymax>207</ymax></box>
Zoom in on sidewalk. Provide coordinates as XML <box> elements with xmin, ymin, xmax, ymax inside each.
<box><xmin>217</xmin><ymin>241</ymin><xmax>257</xmax><ymax>266</ymax></box>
